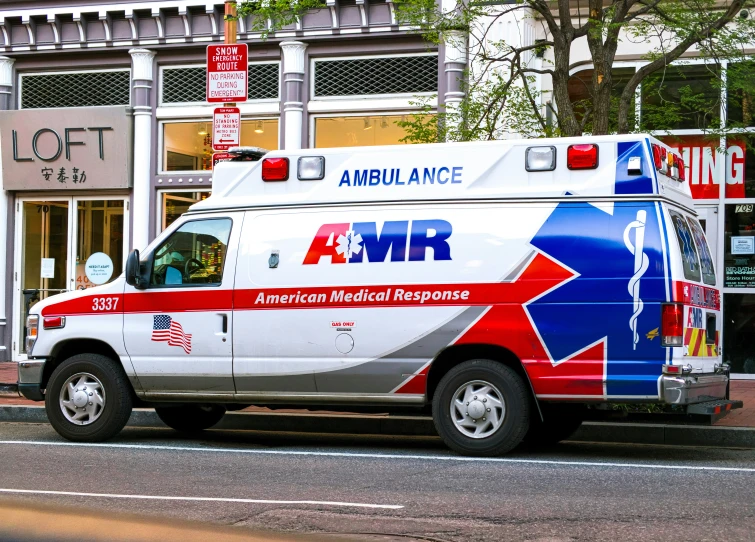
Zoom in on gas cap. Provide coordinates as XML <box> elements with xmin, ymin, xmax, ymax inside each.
<box><xmin>335</xmin><ymin>333</ymin><xmax>354</xmax><ymax>354</ymax></box>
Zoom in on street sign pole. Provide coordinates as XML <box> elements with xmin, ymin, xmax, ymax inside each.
<box><xmin>211</xmin><ymin>1</ymin><xmax>242</xmax><ymax>168</ymax></box>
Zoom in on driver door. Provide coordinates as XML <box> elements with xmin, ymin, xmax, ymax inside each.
<box><xmin>123</xmin><ymin>214</ymin><xmax>241</xmax><ymax>396</ymax></box>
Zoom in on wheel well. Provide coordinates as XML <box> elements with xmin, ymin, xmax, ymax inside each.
<box><xmin>42</xmin><ymin>339</ymin><xmax>122</xmax><ymax>388</ymax></box>
<box><xmin>425</xmin><ymin>343</ymin><xmax>542</xmax><ymax>420</ymax></box>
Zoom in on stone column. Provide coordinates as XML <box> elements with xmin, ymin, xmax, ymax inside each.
<box><xmin>442</xmin><ymin>31</ymin><xmax>467</xmax><ymax>137</ymax></box>
<box><xmin>0</xmin><ymin>56</ymin><xmax>14</xmax><ymax>338</ymax></box>
<box><xmin>280</xmin><ymin>41</ymin><xmax>307</xmax><ymax>150</ymax></box>
<box><xmin>129</xmin><ymin>48</ymin><xmax>156</xmax><ymax>252</ymax></box>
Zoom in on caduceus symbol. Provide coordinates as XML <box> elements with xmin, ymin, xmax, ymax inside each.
<box><xmin>624</xmin><ymin>210</ymin><xmax>649</xmax><ymax>350</ymax></box>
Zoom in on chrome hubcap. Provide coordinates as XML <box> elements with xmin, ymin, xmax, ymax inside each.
<box><xmin>450</xmin><ymin>380</ymin><xmax>505</xmax><ymax>439</ymax></box>
<box><xmin>59</xmin><ymin>372</ymin><xmax>105</xmax><ymax>426</ymax></box>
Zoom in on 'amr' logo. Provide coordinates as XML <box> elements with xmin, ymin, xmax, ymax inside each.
<box><xmin>303</xmin><ymin>220</ymin><xmax>452</xmax><ymax>264</ymax></box>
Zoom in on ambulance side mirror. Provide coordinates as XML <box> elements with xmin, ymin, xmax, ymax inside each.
<box><xmin>125</xmin><ymin>249</ymin><xmax>147</xmax><ymax>290</ymax></box>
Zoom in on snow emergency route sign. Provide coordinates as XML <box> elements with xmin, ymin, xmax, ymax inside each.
<box><xmin>206</xmin><ymin>44</ymin><xmax>248</xmax><ymax>103</ymax></box>
<box><xmin>213</xmin><ymin>107</ymin><xmax>240</xmax><ymax>151</ymax></box>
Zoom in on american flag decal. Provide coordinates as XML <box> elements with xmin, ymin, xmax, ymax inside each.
<box><xmin>151</xmin><ymin>315</ymin><xmax>192</xmax><ymax>354</ymax></box>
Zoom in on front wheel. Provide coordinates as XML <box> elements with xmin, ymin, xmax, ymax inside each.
<box><xmin>45</xmin><ymin>353</ymin><xmax>133</xmax><ymax>442</ymax></box>
<box><xmin>155</xmin><ymin>405</ymin><xmax>226</xmax><ymax>433</ymax></box>
<box><xmin>432</xmin><ymin>359</ymin><xmax>530</xmax><ymax>456</ymax></box>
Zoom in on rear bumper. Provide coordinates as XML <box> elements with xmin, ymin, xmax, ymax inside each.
<box><xmin>660</xmin><ymin>373</ymin><xmax>728</xmax><ymax>405</ymax></box>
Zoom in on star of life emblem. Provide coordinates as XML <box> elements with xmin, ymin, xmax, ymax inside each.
<box><xmin>335</xmin><ymin>230</ymin><xmax>363</xmax><ymax>259</ymax></box>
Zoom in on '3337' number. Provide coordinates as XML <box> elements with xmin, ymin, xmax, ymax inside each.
<box><xmin>92</xmin><ymin>297</ymin><xmax>119</xmax><ymax>311</ymax></box>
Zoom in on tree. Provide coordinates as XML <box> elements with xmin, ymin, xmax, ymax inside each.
<box><xmin>391</xmin><ymin>0</ymin><xmax>755</xmax><ymax>142</ymax></box>
<box><xmin>232</xmin><ymin>0</ymin><xmax>755</xmax><ymax>143</ymax></box>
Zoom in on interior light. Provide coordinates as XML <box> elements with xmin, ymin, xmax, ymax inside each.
<box><xmin>363</xmin><ymin>118</ymin><xmax>373</xmax><ymax>131</ymax></box>
<box><xmin>254</xmin><ymin>121</ymin><xmax>264</xmax><ymax>134</ymax></box>
<box><xmin>525</xmin><ymin>146</ymin><xmax>557</xmax><ymax>172</ymax></box>
<box><xmin>567</xmin><ymin>144</ymin><xmax>599</xmax><ymax>169</ymax></box>
<box><xmin>298</xmin><ymin>156</ymin><xmax>325</xmax><ymax>181</ymax></box>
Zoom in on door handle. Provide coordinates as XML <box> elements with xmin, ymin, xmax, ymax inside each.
<box><xmin>219</xmin><ymin>313</ymin><xmax>228</xmax><ymax>334</ymax></box>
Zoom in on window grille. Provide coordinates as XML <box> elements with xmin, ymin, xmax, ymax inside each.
<box><xmin>314</xmin><ymin>55</ymin><xmax>437</xmax><ymax>97</ymax></box>
<box><xmin>161</xmin><ymin>63</ymin><xmax>280</xmax><ymax>104</ymax></box>
<box><xmin>20</xmin><ymin>71</ymin><xmax>130</xmax><ymax>109</ymax></box>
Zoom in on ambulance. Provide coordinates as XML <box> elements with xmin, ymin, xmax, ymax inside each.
<box><xmin>19</xmin><ymin>134</ymin><xmax>739</xmax><ymax>456</ymax></box>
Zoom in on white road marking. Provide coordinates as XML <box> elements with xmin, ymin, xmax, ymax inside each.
<box><xmin>0</xmin><ymin>488</ymin><xmax>403</xmax><ymax>510</ymax></box>
<box><xmin>0</xmin><ymin>440</ymin><xmax>753</xmax><ymax>473</ymax></box>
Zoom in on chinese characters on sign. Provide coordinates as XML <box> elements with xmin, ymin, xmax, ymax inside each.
<box><xmin>41</xmin><ymin>166</ymin><xmax>87</xmax><ymax>184</ymax></box>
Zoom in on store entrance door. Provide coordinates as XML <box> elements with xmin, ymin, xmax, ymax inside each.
<box><xmin>13</xmin><ymin>196</ymin><xmax>129</xmax><ymax>360</ymax></box>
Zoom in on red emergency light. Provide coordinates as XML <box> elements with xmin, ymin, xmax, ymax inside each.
<box><xmin>261</xmin><ymin>157</ymin><xmax>289</xmax><ymax>181</ymax></box>
<box><xmin>567</xmin><ymin>144</ymin><xmax>599</xmax><ymax>170</ymax></box>
<box><xmin>43</xmin><ymin>316</ymin><xmax>66</xmax><ymax>329</ymax></box>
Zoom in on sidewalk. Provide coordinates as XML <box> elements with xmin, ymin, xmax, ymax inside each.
<box><xmin>1</xmin><ymin>361</ymin><xmax>753</xmax><ymax>430</ymax></box>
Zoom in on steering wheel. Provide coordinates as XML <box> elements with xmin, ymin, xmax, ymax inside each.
<box><xmin>184</xmin><ymin>258</ymin><xmax>205</xmax><ymax>279</ymax></box>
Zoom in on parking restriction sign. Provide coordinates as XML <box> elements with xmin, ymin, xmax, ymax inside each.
<box><xmin>213</xmin><ymin>107</ymin><xmax>240</xmax><ymax>151</ymax></box>
<box><xmin>206</xmin><ymin>44</ymin><xmax>248</xmax><ymax>103</ymax></box>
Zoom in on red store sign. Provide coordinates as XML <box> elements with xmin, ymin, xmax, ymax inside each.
<box><xmin>663</xmin><ymin>136</ymin><xmax>746</xmax><ymax>199</ymax></box>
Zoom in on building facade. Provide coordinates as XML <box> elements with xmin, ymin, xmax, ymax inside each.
<box><xmin>0</xmin><ymin>0</ymin><xmax>447</xmax><ymax>362</ymax></box>
<box><xmin>0</xmin><ymin>0</ymin><xmax>752</xmax><ymax>380</ymax></box>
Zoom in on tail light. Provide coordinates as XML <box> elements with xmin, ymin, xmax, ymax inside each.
<box><xmin>661</xmin><ymin>303</ymin><xmax>684</xmax><ymax>347</ymax></box>
<box><xmin>261</xmin><ymin>157</ymin><xmax>289</xmax><ymax>181</ymax></box>
<box><xmin>567</xmin><ymin>144</ymin><xmax>599</xmax><ymax>169</ymax></box>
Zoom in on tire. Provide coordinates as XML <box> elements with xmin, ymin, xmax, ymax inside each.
<box><xmin>45</xmin><ymin>353</ymin><xmax>133</xmax><ymax>442</ymax></box>
<box><xmin>524</xmin><ymin>404</ymin><xmax>585</xmax><ymax>447</ymax></box>
<box><xmin>432</xmin><ymin>359</ymin><xmax>530</xmax><ymax>456</ymax></box>
<box><xmin>155</xmin><ymin>405</ymin><xmax>226</xmax><ymax>433</ymax></box>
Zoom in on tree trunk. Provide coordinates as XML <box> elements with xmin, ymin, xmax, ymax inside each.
<box><xmin>551</xmin><ymin>33</ymin><xmax>581</xmax><ymax>137</ymax></box>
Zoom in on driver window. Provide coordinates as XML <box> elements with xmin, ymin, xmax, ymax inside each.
<box><xmin>150</xmin><ymin>218</ymin><xmax>232</xmax><ymax>287</ymax></box>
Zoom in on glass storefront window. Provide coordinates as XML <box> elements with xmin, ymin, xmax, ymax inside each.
<box><xmin>314</xmin><ymin>115</ymin><xmax>415</xmax><ymax>148</ymax></box>
<box><xmin>163</xmin><ymin>119</ymin><xmax>279</xmax><ymax>172</ymax></box>
<box><xmin>161</xmin><ymin>191</ymin><xmax>211</xmax><ymax>231</ymax></box>
<box><xmin>724</xmin><ymin>203</ymin><xmax>755</xmax><ymax>288</ymax></box>
<box><xmin>568</xmin><ymin>68</ymin><xmax>636</xmax><ymax>132</ymax></box>
<box><xmin>724</xmin><ymin>294</ymin><xmax>755</xmax><ymax>374</ymax></box>
<box><xmin>641</xmin><ymin>64</ymin><xmax>720</xmax><ymax>130</ymax></box>
<box><xmin>75</xmin><ymin>200</ymin><xmax>125</xmax><ymax>290</ymax></box>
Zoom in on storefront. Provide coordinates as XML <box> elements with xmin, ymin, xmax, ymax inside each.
<box><xmin>0</xmin><ymin>106</ymin><xmax>132</xmax><ymax>360</ymax></box>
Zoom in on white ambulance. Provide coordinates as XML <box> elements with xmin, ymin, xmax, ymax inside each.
<box><xmin>19</xmin><ymin>134</ymin><xmax>737</xmax><ymax>456</ymax></box>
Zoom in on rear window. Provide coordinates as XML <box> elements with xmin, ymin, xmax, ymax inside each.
<box><xmin>686</xmin><ymin>217</ymin><xmax>716</xmax><ymax>286</ymax></box>
<box><xmin>669</xmin><ymin>210</ymin><xmax>701</xmax><ymax>282</ymax></box>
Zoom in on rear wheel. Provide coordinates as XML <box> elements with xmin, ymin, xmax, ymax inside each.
<box><xmin>432</xmin><ymin>359</ymin><xmax>530</xmax><ymax>456</ymax></box>
<box><xmin>524</xmin><ymin>404</ymin><xmax>586</xmax><ymax>447</ymax></box>
<box><xmin>155</xmin><ymin>405</ymin><xmax>226</xmax><ymax>433</ymax></box>
<box><xmin>45</xmin><ymin>353</ymin><xmax>133</xmax><ymax>442</ymax></box>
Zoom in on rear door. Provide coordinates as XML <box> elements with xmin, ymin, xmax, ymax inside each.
<box><xmin>667</xmin><ymin>208</ymin><xmax>721</xmax><ymax>373</ymax></box>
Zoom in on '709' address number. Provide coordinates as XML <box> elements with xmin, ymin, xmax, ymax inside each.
<box><xmin>92</xmin><ymin>297</ymin><xmax>119</xmax><ymax>311</ymax></box>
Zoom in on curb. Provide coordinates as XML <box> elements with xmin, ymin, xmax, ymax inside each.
<box><xmin>1</xmin><ymin>405</ymin><xmax>753</xmax><ymax>448</ymax></box>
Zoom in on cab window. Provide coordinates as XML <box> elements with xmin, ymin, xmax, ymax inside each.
<box><xmin>686</xmin><ymin>217</ymin><xmax>716</xmax><ymax>286</ymax></box>
<box><xmin>669</xmin><ymin>210</ymin><xmax>701</xmax><ymax>282</ymax></box>
<box><xmin>150</xmin><ymin>218</ymin><xmax>232</xmax><ymax>286</ymax></box>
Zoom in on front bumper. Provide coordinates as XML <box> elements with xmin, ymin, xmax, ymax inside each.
<box><xmin>17</xmin><ymin>359</ymin><xmax>46</xmax><ymax>401</ymax></box>
<box><xmin>660</xmin><ymin>373</ymin><xmax>728</xmax><ymax>405</ymax></box>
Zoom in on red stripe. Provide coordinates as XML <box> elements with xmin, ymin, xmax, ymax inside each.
<box><xmin>691</xmin><ymin>329</ymin><xmax>704</xmax><ymax>356</ymax></box>
<box><xmin>673</xmin><ymin>281</ymin><xmax>721</xmax><ymax>310</ymax></box>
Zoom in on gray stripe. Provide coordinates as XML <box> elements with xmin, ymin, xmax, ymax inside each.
<box><xmin>314</xmin><ymin>305</ymin><xmax>488</xmax><ymax>394</ymax></box>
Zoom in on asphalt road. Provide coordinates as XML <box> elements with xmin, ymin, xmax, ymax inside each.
<box><xmin>0</xmin><ymin>422</ymin><xmax>753</xmax><ymax>542</ymax></box>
